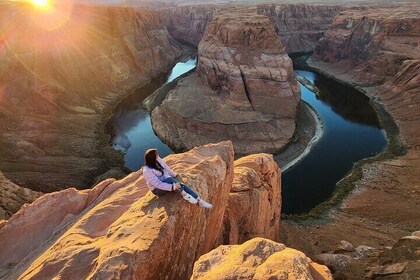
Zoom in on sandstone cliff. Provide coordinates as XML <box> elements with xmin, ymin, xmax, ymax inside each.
<box><xmin>220</xmin><ymin>153</ymin><xmax>281</xmax><ymax>245</ymax></box>
<box><xmin>0</xmin><ymin>2</ymin><xmax>183</xmax><ymax>194</ymax></box>
<box><xmin>152</xmin><ymin>14</ymin><xmax>300</xmax><ymax>155</ymax></box>
<box><xmin>160</xmin><ymin>3</ymin><xmax>343</xmax><ymax>54</ymax></box>
<box><xmin>0</xmin><ymin>142</ymin><xmax>234</xmax><ymax>280</ymax></box>
<box><xmin>257</xmin><ymin>4</ymin><xmax>344</xmax><ymax>53</ymax></box>
<box><xmin>191</xmin><ymin>238</ymin><xmax>333</xmax><ymax>280</ymax></box>
<box><xmin>0</xmin><ymin>141</ymin><xmax>286</xmax><ymax>279</ymax></box>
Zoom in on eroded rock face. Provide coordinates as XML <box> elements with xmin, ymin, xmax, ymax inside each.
<box><xmin>152</xmin><ymin>14</ymin><xmax>300</xmax><ymax>155</ymax></box>
<box><xmin>0</xmin><ymin>2</ymin><xmax>183</xmax><ymax>193</ymax></box>
<box><xmin>0</xmin><ymin>141</ymin><xmax>234</xmax><ymax>280</ymax></box>
<box><xmin>220</xmin><ymin>153</ymin><xmax>281</xmax><ymax>245</ymax></box>
<box><xmin>160</xmin><ymin>4</ymin><xmax>343</xmax><ymax>54</ymax></box>
<box><xmin>191</xmin><ymin>238</ymin><xmax>333</xmax><ymax>280</ymax></box>
<box><xmin>0</xmin><ymin>172</ymin><xmax>42</xmax><ymax>220</ymax></box>
<box><xmin>257</xmin><ymin>4</ymin><xmax>344</xmax><ymax>53</ymax></box>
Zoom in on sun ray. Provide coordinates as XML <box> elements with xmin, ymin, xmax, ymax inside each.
<box><xmin>32</xmin><ymin>0</ymin><xmax>50</xmax><ymax>9</ymax></box>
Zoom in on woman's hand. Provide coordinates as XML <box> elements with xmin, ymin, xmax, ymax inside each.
<box><xmin>173</xmin><ymin>182</ymin><xmax>181</xmax><ymax>191</ymax></box>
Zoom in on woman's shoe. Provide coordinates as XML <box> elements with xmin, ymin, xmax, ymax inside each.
<box><xmin>198</xmin><ymin>199</ymin><xmax>213</xmax><ymax>209</ymax></box>
<box><xmin>181</xmin><ymin>191</ymin><xmax>198</xmax><ymax>204</ymax></box>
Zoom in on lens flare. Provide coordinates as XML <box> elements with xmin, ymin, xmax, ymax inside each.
<box><xmin>32</xmin><ymin>0</ymin><xmax>49</xmax><ymax>8</ymax></box>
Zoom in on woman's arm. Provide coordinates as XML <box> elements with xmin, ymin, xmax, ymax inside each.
<box><xmin>157</xmin><ymin>157</ymin><xmax>177</xmax><ymax>177</ymax></box>
<box><xmin>143</xmin><ymin>168</ymin><xmax>174</xmax><ymax>191</ymax></box>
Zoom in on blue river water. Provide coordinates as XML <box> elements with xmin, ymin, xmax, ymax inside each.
<box><xmin>108</xmin><ymin>60</ymin><xmax>387</xmax><ymax>214</ymax></box>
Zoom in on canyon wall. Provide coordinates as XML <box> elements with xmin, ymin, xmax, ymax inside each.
<box><xmin>279</xmin><ymin>5</ymin><xmax>420</xmax><ymax>278</ymax></box>
<box><xmin>308</xmin><ymin>6</ymin><xmax>420</xmax><ymax>231</ymax></box>
<box><xmin>159</xmin><ymin>4</ymin><xmax>343</xmax><ymax>54</ymax></box>
<box><xmin>152</xmin><ymin>14</ymin><xmax>300</xmax><ymax>155</ymax></box>
<box><xmin>0</xmin><ymin>2</ymin><xmax>183</xmax><ymax>196</ymax></box>
<box><xmin>257</xmin><ymin>4</ymin><xmax>344</xmax><ymax>53</ymax></box>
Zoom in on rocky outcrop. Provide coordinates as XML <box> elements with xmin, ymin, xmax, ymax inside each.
<box><xmin>152</xmin><ymin>14</ymin><xmax>300</xmax><ymax>155</ymax></box>
<box><xmin>191</xmin><ymin>238</ymin><xmax>333</xmax><ymax>280</ymax></box>
<box><xmin>366</xmin><ymin>231</ymin><xmax>420</xmax><ymax>279</ymax></box>
<box><xmin>0</xmin><ymin>141</ymin><xmax>234</xmax><ymax>280</ymax></box>
<box><xmin>0</xmin><ymin>171</ymin><xmax>42</xmax><ymax>219</ymax></box>
<box><xmin>220</xmin><ymin>153</ymin><xmax>281</xmax><ymax>245</ymax></box>
<box><xmin>0</xmin><ymin>2</ymin><xmax>183</xmax><ymax>193</ymax></box>
<box><xmin>257</xmin><ymin>4</ymin><xmax>344</xmax><ymax>53</ymax></box>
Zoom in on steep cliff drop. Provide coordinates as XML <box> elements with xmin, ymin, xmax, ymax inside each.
<box><xmin>0</xmin><ymin>2</ymin><xmax>183</xmax><ymax>203</ymax></box>
<box><xmin>151</xmin><ymin>14</ymin><xmax>300</xmax><ymax>155</ymax></box>
<box><xmin>257</xmin><ymin>4</ymin><xmax>344</xmax><ymax>54</ymax></box>
<box><xmin>220</xmin><ymin>153</ymin><xmax>281</xmax><ymax>245</ymax></box>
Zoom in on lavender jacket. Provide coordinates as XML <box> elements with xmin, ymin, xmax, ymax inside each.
<box><xmin>143</xmin><ymin>157</ymin><xmax>177</xmax><ymax>191</ymax></box>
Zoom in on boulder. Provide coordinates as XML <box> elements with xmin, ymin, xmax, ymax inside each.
<box><xmin>314</xmin><ymin>253</ymin><xmax>353</xmax><ymax>273</ymax></box>
<box><xmin>191</xmin><ymin>238</ymin><xmax>333</xmax><ymax>280</ymax></box>
<box><xmin>0</xmin><ymin>141</ymin><xmax>234</xmax><ymax>280</ymax></box>
<box><xmin>220</xmin><ymin>153</ymin><xmax>281</xmax><ymax>245</ymax></box>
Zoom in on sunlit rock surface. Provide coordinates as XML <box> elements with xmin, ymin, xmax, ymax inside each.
<box><xmin>0</xmin><ymin>141</ymin><xmax>234</xmax><ymax>280</ymax></box>
<box><xmin>191</xmin><ymin>238</ymin><xmax>333</xmax><ymax>280</ymax></box>
<box><xmin>220</xmin><ymin>153</ymin><xmax>281</xmax><ymax>245</ymax></box>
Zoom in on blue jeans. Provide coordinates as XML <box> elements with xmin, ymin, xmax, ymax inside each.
<box><xmin>151</xmin><ymin>177</ymin><xmax>198</xmax><ymax>199</ymax></box>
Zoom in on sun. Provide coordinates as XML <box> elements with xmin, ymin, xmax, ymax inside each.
<box><xmin>31</xmin><ymin>0</ymin><xmax>50</xmax><ymax>9</ymax></box>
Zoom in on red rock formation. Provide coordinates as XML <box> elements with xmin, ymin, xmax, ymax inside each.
<box><xmin>220</xmin><ymin>153</ymin><xmax>281</xmax><ymax>245</ymax></box>
<box><xmin>152</xmin><ymin>14</ymin><xmax>300</xmax><ymax>155</ymax></box>
<box><xmin>191</xmin><ymin>238</ymin><xmax>333</xmax><ymax>280</ymax></box>
<box><xmin>0</xmin><ymin>2</ymin><xmax>183</xmax><ymax>193</ymax></box>
<box><xmin>257</xmin><ymin>4</ymin><xmax>344</xmax><ymax>53</ymax></box>
<box><xmin>159</xmin><ymin>5</ymin><xmax>219</xmax><ymax>47</ymax></box>
<box><xmin>0</xmin><ymin>141</ymin><xmax>234</xmax><ymax>280</ymax></box>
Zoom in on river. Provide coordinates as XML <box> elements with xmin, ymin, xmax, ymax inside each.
<box><xmin>108</xmin><ymin>59</ymin><xmax>387</xmax><ymax>215</ymax></box>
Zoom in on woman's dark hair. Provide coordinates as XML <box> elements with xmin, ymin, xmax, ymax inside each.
<box><xmin>144</xmin><ymin>148</ymin><xmax>164</xmax><ymax>174</ymax></box>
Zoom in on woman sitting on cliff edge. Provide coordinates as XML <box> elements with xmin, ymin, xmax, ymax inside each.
<box><xmin>143</xmin><ymin>148</ymin><xmax>212</xmax><ymax>209</ymax></box>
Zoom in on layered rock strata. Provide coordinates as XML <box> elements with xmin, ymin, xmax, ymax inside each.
<box><xmin>0</xmin><ymin>3</ymin><xmax>183</xmax><ymax>193</ymax></box>
<box><xmin>257</xmin><ymin>4</ymin><xmax>344</xmax><ymax>53</ymax></box>
<box><xmin>160</xmin><ymin>4</ymin><xmax>343</xmax><ymax>54</ymax></box>
<box><xmin>0</xmin><ymin>142</ymin><xmax>234</xmax><ymax>280</ymax></box>
<box><xmin>0</xmin><ymin>171</ymin><xmax>42</xmax><ymax>220</ymax></box>
<box><xmin>191</xmin><ymin>238</ymin><xmax>333</xmax><ymax>280</ymax></box>
<box><xmin>220</xmin><ymin>153</ymin><xmax>281</xmax><ymax>245</ymax></box>
<box><xmin>152</xmin><ymin>14</ymin><xmax>300</xmax><ymax>155</ymax></box>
